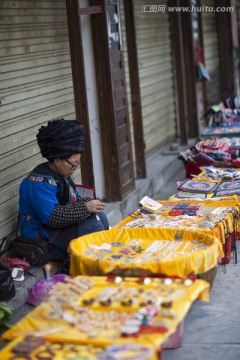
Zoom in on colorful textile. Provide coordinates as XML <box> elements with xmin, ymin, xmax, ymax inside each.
<box><xmin>156</xmin><ymin>202</ymin><xmax>203</xmax><ymax>216</ymax></box>
<box><xmin>214</xmin><ymin>188</ymin><xmax>240</xmax><ymax>197</ymax></box>
<box><xmin>177</xmin><ymin>179</ymin><xmax>219</xmax><ymax>193</ymax></box>
<box><xmin>195</xmin><ymin>139</ymin><xmax>232</xmax><ymax>161</ymax></box>
<box><xmin>201</xmin><ymin>126</ymin><xmax>240</xmax><ymax>138</ymax></box>
<box><xmin>193</xmin><ymin>166</ymin><xmax>240</xmax><ymax>182</ymax></box>
<box><xmin>217</xmin><ymin>180</ymin><xmax>240</xmax><ymax>191</ymax></box>
<box><xmin>173</xmin><ymin>191</ymin><xmax>208</xmax><ymax>200</ymax></box>
<box><xmin>196</xmin><ymin>139</ymin><xmax>230</xmax><ymax>154</ymax></box>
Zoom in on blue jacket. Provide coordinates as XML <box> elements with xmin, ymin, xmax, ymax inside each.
<box><xmin>19</xmin><ymin>162</ymin><xmax>77</xmax><ymax>240</ymax></box>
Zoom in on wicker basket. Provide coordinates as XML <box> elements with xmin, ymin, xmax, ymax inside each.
<box><xmin>198</xmin><ymin>265</ymin><xmax>218</xmax><ymax>290</ymax></box>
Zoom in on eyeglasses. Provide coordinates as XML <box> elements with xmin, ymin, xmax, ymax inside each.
<box><xmin>64</xmin><ymin>158</ymin><xmax>80</xmax><ymax>170</ymax></box>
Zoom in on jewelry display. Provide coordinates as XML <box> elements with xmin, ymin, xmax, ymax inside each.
<box><xmin>39</xmin><ymin>275</ymin><xmax>206</xmax><ymax>342</ymax></box>
<box><xmin>8</xmin><ymin>336</ymin><xmax>117</xmax><ymax>360</ymax></box>
<box><xmin>79</xmin><ymin>236</ymin><xmax>209</xmax><ymax>268</ymax></box>
<box><xmin>99</xmin><ymin>343</ymin><xmax>154</xmax><ymax>360</ymax></box>
<box><xmin>121</xmin><ymin>205</ymin><xmax>237</xmax><ymax>233</ymax></box>
<box><xmin>2</xmin><ymin>275</ymin><xmax>209</xmax><ymax>360</ymax></box>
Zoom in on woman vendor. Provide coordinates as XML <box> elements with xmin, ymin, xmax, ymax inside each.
<box><xmin>18</xmin><ymin>118</ymin><xmax>109</xmax><ymax>264</ymax></box>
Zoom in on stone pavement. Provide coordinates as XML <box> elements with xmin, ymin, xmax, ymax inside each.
<box><xmin>155</xmin><ymin>166</ymin><xmax>240</xmax><ymax>360</ymax></box>
<box><xmin>162</xmin><ymin>247</ymin><xmax>240</xmax><ymax>360</ymax></box>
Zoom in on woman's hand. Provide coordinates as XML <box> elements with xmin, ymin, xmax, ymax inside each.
<box><xmin>86</xmin><ymin>200</ymin><xmax>105</xmax><ymax>213</ymax></box>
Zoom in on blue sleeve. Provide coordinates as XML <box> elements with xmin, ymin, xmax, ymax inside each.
<box><xmin>19</xmin><ymin>179</ymin><xmax>59</xmax><ymax>225</ymax></box>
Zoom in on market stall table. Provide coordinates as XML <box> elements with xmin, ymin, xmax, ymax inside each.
<box><xmin>0</xmin><ymin>336</ymin><xmax>158</xmax><ymax>360</ymax></box>
<box><xmin>116</xmin><ymin>199</ymin><xmax>238</xmax><ymax>266</ymax></box>
<box><xmin>2</xmin><ymin>275</ymin><xmax>210</xmax><ymax>359</ymax></box>
<box><xmin>192</xmin><ymin>166</ymin><xmax>240</xmax><ymax>182</ymax></box>
<box><xmin>201</xmin><ymin>125</ymin><xmax>240</xmax><ymax>138</ymax></box>
<box><xmin>182</xmin><ymin>160</ymin><xmax>239</xmax><ymax>179</ymax></box>
<box><xmin>172</xmin><ymin>178</ymin><xmax>240</xmax><ymax>263</ymax></box>
<box><xmin>179</xmin><ymin>178</ymin><xmax>240</xmax><ymax>198</ymax></box>
<box><xmin>68</xmin><ymin>228</ymin><xmax>222</xmax><ymax>278</ymax></box>
<box><xmin>178</xmin><ymin>137</ymin><xmax>240</xmax><ymax>178</ymax></box>
<box><xmin>117</xmin><ymin>200</ymin><xmax>237</xmax><ymax>245</ymax></box>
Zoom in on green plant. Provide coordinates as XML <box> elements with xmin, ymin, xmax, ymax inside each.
<box><xmin>0</xmin><ymin>302</ymin><xmax>13</xmax><ymax>334</ymax></box>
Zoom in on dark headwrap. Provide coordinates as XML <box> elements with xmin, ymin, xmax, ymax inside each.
<box><xmin>36</xmin><ymin>118</ymin><xmax>85</xmax><ymax>160</ymax></box>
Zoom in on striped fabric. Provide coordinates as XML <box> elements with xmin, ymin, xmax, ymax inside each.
<box><xmin>196</xmin><ymin>139</ymin><xmax>230</xmax><ymax>154</ymax></box>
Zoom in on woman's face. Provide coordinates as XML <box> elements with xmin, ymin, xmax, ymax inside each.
<box><xmin>53</xmin><ymin>154</ymin><xmax>81</xmax><ymax>177</ymax></box>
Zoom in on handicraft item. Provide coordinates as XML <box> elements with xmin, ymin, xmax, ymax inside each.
<box><xmin>177</xmin><ymin>179</ymin><xmax>219</xmax><ymax>193</ymax></box>
<box><xmin>197</xmin><ymin>166</ymin><xmax>240</xmax><ymax>181</ymax></box>
<box><xmin>2</xmin><ymin>275</ymin><xmax>209</xmax><ymax>351</ymax></box>
<box><xmin>196</xmin><ymin>138</ymin><xmax>229</xmax><ymax>154</ymax></box>
<box><xmin>173</xmin><ymin>191</ymin><xmax>207</xmax><ymax>200</ymax></box>
<box><xmin>4</xmin><ymin>336</ymin><xmax>154</xmax><ymax>360</ymax></box>
<box><xmin>156</xmin><ymin>202</ymin><xmax>203</xmax><ymax>216</ymax></box>
<box><xmin>201</xmin><ymin>126</ymin><xmax>240</xmax><ymax>137</ymax></box>
<box><xmin>216</xmin><ymin>180</ymin><xmax>240</xmax><ymax>191</ymax></box>
<box><xmin>139</xmin><ymin>196</ymin><xmax>162</xmax><ymax>214</ymax></box>
<box><xmin>213</xmin><ymin>188</ymin><xmax>240</xmax><ymax>197</ymax></box>
<box><xmin>122</xmin><ymin>205</ymin><xmax>234</xmax><ymax>232</ymax></box>
<box><xmin>81</xmin><ymin>239</ymin><xmax>208</xmax><ymax>266</ymax></box>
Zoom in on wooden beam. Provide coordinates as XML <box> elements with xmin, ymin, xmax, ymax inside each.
<box><xmin>196</xmin><ymin>3</ymin><xmax>208</xmax><ymax>117</ymax></box>
<box><xmin>90</xmin><ymin>0</ymin><xmax>135</xmax><ymax>201</ymax></box>
<box><xmin>217</xmin><ymin>0</ymin><xmax>238</xmax><ymax>96</ymax></box>
<box><xmin>180</xmin><ymin>2</ymin><xmax>199</xmax><ymax>138</ymax></box>
<box><xmin>230</xmin><ymin>0</ymin><xmax>239</xmax><ymax>48</ymax></box>
<box><xmin>65</xmin><ymin>0</ymin><xmax>95</xmax><ymax>187</ymax></box>
<box><xmin>78</xmin><ymin>5</ymin><xmax>103</xmax><ymax>16</ymax></box>
<box><xmin>169</xmin><ymin>0</ymin><xmax>188</xmax><ymax>145</ymax></box>
<box><xmin>123</xmin><ymin>0</ymin><xmax>146</xmax><ymax>179</ymax></box>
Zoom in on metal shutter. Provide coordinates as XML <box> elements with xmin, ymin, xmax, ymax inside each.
<box><xmin>201</xmin><ymin>0</ymin><xmax>221</xmax><ymax>105</ymax></box>
<box><xmin>120</xmin><ymin>0</ymin><xmax>176</xmax><ymax>158</ymax></box>
<box><xmin>0</xmin><ymin>0</ymin><xmax>77</xmax><ymax>239</ymax></box>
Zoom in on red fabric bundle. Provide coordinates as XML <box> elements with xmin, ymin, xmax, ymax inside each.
<box><xmin>0</xmin><ymin>257</ymin><xmax>31</xmax><ymax>271</ymax></box>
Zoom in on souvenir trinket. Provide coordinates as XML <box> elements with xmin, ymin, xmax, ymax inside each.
<box><xmin>184</xmin><ymin>279</ymin><xmax>193</xmax><ymax>286</ymax></box>
<box><xmin>178</xmin><ymin>179</ymin><xmax>219</xmax><ymax>193</ymax></box>
<box><xmin>105</xmin><ymin>343</ymin><xmax>154</xmax><ymax>360</ymax></box>
<box><xmin>111</xmin><ymin>242</ymin><xmax>124</xmax><ymax>248</ymax></box>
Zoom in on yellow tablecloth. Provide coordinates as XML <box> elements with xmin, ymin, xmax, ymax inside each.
<box><xmin>0</xmin><ymin>336</ymin><xmax>159</xmax><ymax>360</ymax></box>
<box><xmin>68</xmin><ymin>228</ymin><xmax>222</xmax><ymax>278</ymax></box>
<box><xmin>2</xmin><ymin>276</ymin><xmax>209</xmax><ymax>353</ymax></box>
<box><xmin>169</xmin><ymin>193</ymin><xmax>240</xmax><ymax>234</ymax></box>
<box><xmin>116</xmin><ymin>199</ymin><xmax>239</xmax><ymax>245</ymax></box>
